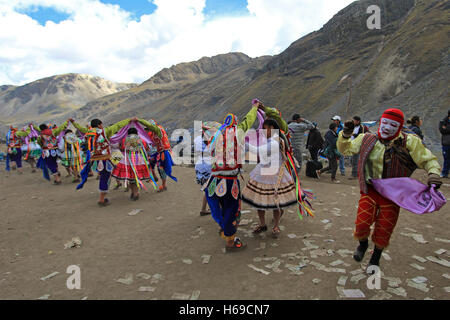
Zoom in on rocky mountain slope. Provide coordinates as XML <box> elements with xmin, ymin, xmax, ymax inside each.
<box><xmin>0</xmin><ymin>74</ymin><xmax>136</xmax><ymax>128</ymax></box>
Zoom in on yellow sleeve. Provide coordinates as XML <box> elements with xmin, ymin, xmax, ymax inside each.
<box><xmin>105</xmin><ymin>119</ymin><xmax>131</xmax><ymax>138</ymax></box>
<box><xmin>406</xmin><ymin>134</ymin><xmax>441</xmax><ymax>175</ymax></box>
<box><xmin>15</xmin><ymin>129</ymin><xmax>30</xmax><ymax>137</ymax></box>
<box><xmin>337</xmin><ymin>131</ymin><xmax>365</xmax><ymax>156</ymax></box>
<box><xmin>237</xmin><ymin>107</ymin><xmax>258</xmax><ymax>145</ymax></box>
<box><xmin>138</xmin><ymin>119</ymin><xmax>162</xmax><ymax>138</ymax></box>
<box><xmin>52</xmin><ymin>121</ymin><xmax>69</xmax><ymax>136</ymax></box>
<box><xmin>263</xmin><ymin>106</ymin><xmax>289</xmax><ymax>133</ymax></box>
<box><xmin>73</xmin><ymin>122</ymin><xmax>89</xmax><ymax>134</ymax></box>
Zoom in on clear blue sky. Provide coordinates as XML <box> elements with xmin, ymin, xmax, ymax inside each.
<box><xmin>19</xmin><ymin>0</ymin><xmax>250</xmax><ymax>25</ymax></box>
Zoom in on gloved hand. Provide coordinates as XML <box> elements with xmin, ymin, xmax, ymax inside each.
<box><xmin>342</xmin><ymin>120</ymin><xmax>355</xmax><ymax>139</ymax></box>
<box><xmin>427</xmin><ymin>173</ymin><xmax>442</xmax><ymax>189</ymax></box>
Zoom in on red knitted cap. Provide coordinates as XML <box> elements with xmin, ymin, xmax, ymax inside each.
<box><xmin>381</xmin><ymin>108</ymin><xmax>404</xmax><ymax>126</ymax></box>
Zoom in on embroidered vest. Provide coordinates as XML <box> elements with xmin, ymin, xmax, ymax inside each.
<box><xmin>8</xmin><ymin>132</ymin><xmax>22</xmax><ymax>148</ymax></box>
<box><xmin>148</xmin><ymin>125</ymin><xmax>171</xmax><ymax>153</ymax></box>
<box><xmin>41</xmin><ymin>134</ymin><xmax>58</xmax><ymax>150</ymax></box>
<box><xmin>358</xmin><ymin>133</ymin><xmax>417</xmax><ymax>194</ymax></box>
<box><xmin>211</xmin><ymin>126</ymin><xmax>242</xmax><ymax>173</ymax></box>
<box><xmin>86</xmin><ymin>129</ymin><xmax>111</xmax><ymax>160</ymax></box>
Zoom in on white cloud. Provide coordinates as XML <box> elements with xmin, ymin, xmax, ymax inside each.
<box><xmin>0</xmin><ymin>0</ymin><xmax>355</xmax><ymax>85</ymax></box>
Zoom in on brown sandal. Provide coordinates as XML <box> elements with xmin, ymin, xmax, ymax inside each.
<box><xmin>272</xmin><ymin>226</ymin><xmax>281</xmax><ymax>238</ymax></box>
<box><xmin>253</xmin><ymin>225</ymin><xmax>268</xmax><ymax>234</ymax></box>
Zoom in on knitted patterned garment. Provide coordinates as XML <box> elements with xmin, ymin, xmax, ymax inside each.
<box><xmin>358</xmin><ymin>133</ymin><xmax>417</xmax><ymax>194</ymax></box>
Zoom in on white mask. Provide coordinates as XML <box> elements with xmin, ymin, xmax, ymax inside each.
<box><xmin>378</xmin><ymin>118</ymin><xmax>400</xmax><ymax>139</ymax></box>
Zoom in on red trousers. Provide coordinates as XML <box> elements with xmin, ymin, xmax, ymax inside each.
<box><xmin>354</xmin><ymin>186</ymin><xmax>400</xmax><ymax>248</ymax></box>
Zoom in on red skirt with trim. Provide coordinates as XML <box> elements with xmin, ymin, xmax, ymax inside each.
<box><xmin>112</xmin><ymin>163</ymin><xmax>151</xmax><ymax>181</ymax></box>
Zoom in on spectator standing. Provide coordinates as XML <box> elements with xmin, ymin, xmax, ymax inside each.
<box><xmin>408</xmin><ymin>116</ymin><xmax>424</xmax><ymax>140</ymax></box>
<box><xmin>349</xmin><ymin>116</ymin><xmax>369</xmax><ymax>179</ymax></box>
<box><xmin>332</xmin><ymin>115</ymin><xmax>346</xmax><ymax>176</ymax></box>
<box><xmin>316</xmin><ymin>123</ymin><xmax>341</xmax><ymax>183</ymax></box>
<box><xmin>288</xmin><ymin>114</ymin><xmax>315</xmax><ymax>173</ymax></box>
<box><xmin>306</xmin><ymin>123</ymin><xmax>324</xmax><ymax>161</ymax></box>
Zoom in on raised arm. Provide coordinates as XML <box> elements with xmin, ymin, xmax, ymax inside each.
<box><xmin>263</xmin><ymin>106</ymin><xmax>289</xmax><ymax>133</ymax></box>
<box><xmin>105</xmin><ymin>119</ymin><xmax>131</xmax><ymax>138</ymax></box>
<box><xmin>138</xmin><ymin>119</ymin><xmax>162</xmax><ymax>138</ymax></box>
<box><xmin>15</xmin><ymin>128</ymin><xmax>30</xmax><ymax>137</ymax></box>
<box><xmin>51</xmin><ymin>120</ymin><xmax>69</xmax><ymax>136</ymax></box>
<box><xmin>72</xmin><ymin>121</ymin><xmax>89</xmax><ymax>134</ymax></box>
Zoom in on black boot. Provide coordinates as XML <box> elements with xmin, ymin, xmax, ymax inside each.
<box><xmin>353</xmin><ymin>239</ymin><xmax>369</xmax><ymax>262</ymax></box>
<box><xmin>369</xmin><ymin>246</ymin><xmax>383</xmax><ymax>267</ymax></box>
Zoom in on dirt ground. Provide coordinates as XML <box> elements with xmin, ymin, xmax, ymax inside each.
<box><xmin>0</xmin><ymin>161</ymin><xmax>449</xmax><ymax>300</ymax></box>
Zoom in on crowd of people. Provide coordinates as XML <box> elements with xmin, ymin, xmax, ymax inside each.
<box><xmin>2</xmin><ymin>104</ymin><xmax>448</xmax><ymax>273</ymax></box>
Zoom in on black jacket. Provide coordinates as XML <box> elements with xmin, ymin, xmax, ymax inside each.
<box><xmin>306</xmin><ymin>128</ymin><xmax>324</xmax><ymax>150</ymax></box>
<box><xmin>439</xmin><ymin>117</ymin><xmax>450</xmax><ymax>146</ymax></box>
<box><xmin>408</xmin><ymin>125</ymin><xmax>424</xmax><ymax>140</ymax></box>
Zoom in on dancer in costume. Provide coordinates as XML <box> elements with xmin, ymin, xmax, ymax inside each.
<box><xmin>73</xmin><ymin>117</ymin><xmax>136</xmax><ymax>206</ymax></box>
<box><xmin>203</xmin><ymin>102</ymin><xmax>268</xmax><ymax>251</ymax></box>
<box><xmin>111</xmin><ymin>123</ymin><xmax>161</xmax><ymax>201</ymax></box>
<box><xmin>5</xmin><ymin>126</ymin><xmax>30</xmax><ymax>174</ymax></box>
<box><xmin>142</xmin><ymin>119</ymin><xmax>177</xmax><ymax>192</ymax></box>
<box><xmin>337</xmin><ymin>108</ymin><xmax>442</xmax><ymax>271</ymax></box>
<box><xmin>35</xmin><ymin>120</ymin><xmax>70</xmax><ymax>184</ymax></box>
<box><xmin>242</xmin><ymin>101</ymin><xmax>314</xmax><ymax>238</ymax></box>
<box><xmin>58</xmin><ymin>129</ymin><xmax>84</xmax><ymax>183</ymax></box>
<box><xmin>242</xmin><ymin>118</ymin><xmax>298</xmax><ymax>238</ymax></box>
<box><xmin>194</xmin><ymin>125</ymin><xmax>215</xmax><ymax>216</ymax></box>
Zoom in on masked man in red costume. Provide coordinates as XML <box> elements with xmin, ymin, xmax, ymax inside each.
<box><xmin>337</xmin><ymin>108</ymin><xmax>442</xmax><ymax>270</ymax></box>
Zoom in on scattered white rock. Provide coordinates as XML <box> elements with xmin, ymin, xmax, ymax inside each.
<box><xmin>201</xmin><ymin>255</ymin><xmax>211</xmax><ymax>264</ymax></box>
<box><xmin>37</xmin><ymin>294</ymin><xmax>50</xmax><ymax>300</ymax></box>
<box><xmin>350</xmin><ymin>274</ymin><xmax>366</xmax><ymax>284</ymax></box>
<box><xmin>138</xmin><ymin>286</ymin><xmax>156</xmax><ymax>292</ymax></box>
<box><xmin>400</xmin><ymin>233</ymin><xmax>428</xmax><ymax>244</ymax></box>
<box><xmin>64</xmin><ymin>237</ymin><xmax>83</xmax><ymax>249</ymax></box>
<box><xmin>387</xmin><ymin>287</ymin><xmax>407</xmax><ymax>297</ymax></box>
<box><xmin>412</xmin><ymin>255</ymin><xmax>427</xmax><ymax>263</ymax></box>
<box><xmin>182</xmin><ymin>259</ymin><xmax>193</xmax><ymax>265</ymax></box>
<box><xmin>128</xmin><ymin>209</ymin><xmax>143</xmax><ymax>216</ymax></box>
<box><xmin>116</xmin><ymin>274</ymin><xmax>133</xmax><ymax>285</ymax></box>
<box><xmin>172</xmin><ymin>293</ymin><xmax>191</xmax><ymax>300</ymax></box>
<box><xmin>426</xmin><ymin>256</ymin><xmax>450</xmax><ymax>268</ymax></box>
<box><xmin>247</xmin><ymin>264</ymin><xmax>270</xmax><ymax>275</ymax></box>
<box><xmin>136</xmin><ymin>273</ymin><xmax>152</xmax><ymax>280</ymax></box>
<box><xmin>312</xmin><ymin>278</ymin><xmax>321</xmax><ymax>285</ymax></box>
<box><xmin>435</xmin><ymin>249</ymin><xmax>447</xmax><ymax>255</ymax></box>
<box><xmin>342</xmin><ymin>289</ymin><xmax>365</xmax><ymax>298</ymax></box>
<box><xmin>40</xmin><ymin>272</ymin><xmax>59</xmax><ymax>281</ymax></box>
<box><xmin>407</xmin><ymin>279</ymin><xmax>429</xmax><ymax>293</ymax></box>
<box><xmin>337</xmin><ymin>276</ymin><xmax>348</xmax><ymax>286</ymax></box>
<box><xmin>410</xmin><ymin>263</ymin><xmax>426</xmax><ymax>271</ymax></box>
<box><xmin>190</xmin><ymin>290</ymin><xmax>201</xmax><ymax>300</ymax></box>
<box><xmin>435</xmin><ymin>238</ymin><xmax>450</xmax><ymax>244</ymax></box>
<box><xmin>412</xmin><ymin>276</ymin><xmax>428</xmax><ymax>284</ymax></box>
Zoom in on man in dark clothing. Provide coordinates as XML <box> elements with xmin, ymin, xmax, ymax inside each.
<box><xmin>349</xmin><ymin>116</ymin><xmax>369</xmax><ymax>179</ymax></box>
<box><xmin>306</xmin><ymin>123</ymin><xmax>324</xmax><ymax>161</ymax></box>
<box><xmin>439</xmin><ymin>110</ymin><xmax>450</xmax><ymax>178</ymax></box>
<box><xmin>317</xmin><ymin>123</ymin><xmax>340</xmax><ymax>183</ymax></box>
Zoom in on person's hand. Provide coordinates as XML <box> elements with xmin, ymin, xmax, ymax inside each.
<box><xmin>342</xmin><ymin>120</ymin><xmax>355</xmax><ymax>138</ymax></box>
<box><xmin>427</xmin><ymin>173</ymin><xmax>442</xmax><ymax>189</ymax></box>
<box><xmin>68</xmin><ymin>118</ymin><xmax>74</xmax><ymax>123</ymax></box>
<box><xmin>131</xmin><ymin>117</ymin><xmax>138</xmax><ymax>122</ymax></box>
